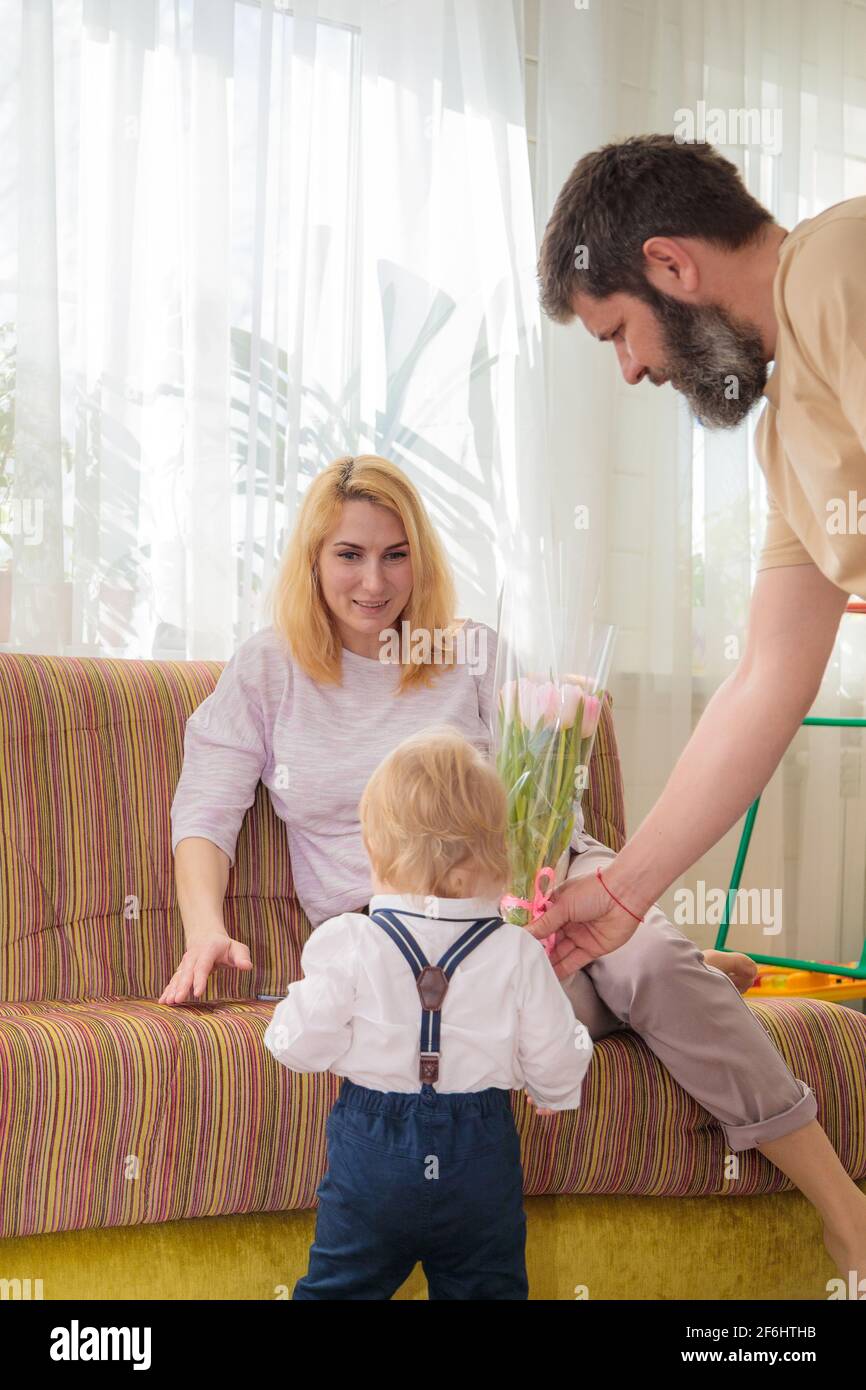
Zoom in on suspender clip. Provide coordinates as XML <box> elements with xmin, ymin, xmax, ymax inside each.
<box><xmin>419</xmin><ymin>1053</ymin><xmax>440</xmax><ymax>1083</ymax></box>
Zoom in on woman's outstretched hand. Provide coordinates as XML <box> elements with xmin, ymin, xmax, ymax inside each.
<box><xmin>158</xmin><ymin>931</ymin><xmax>253</xmax><ymax>1004</ymax></box>
<box><xmin>529</xmin><ymin>869</ymin><xmax>643</xmax><ymax>978</ymax></box>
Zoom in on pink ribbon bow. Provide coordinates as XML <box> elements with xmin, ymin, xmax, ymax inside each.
<box><xmin>500</xmin><ymin>866</ymin><xmax>558</xmax><ymax>957</ymax></box>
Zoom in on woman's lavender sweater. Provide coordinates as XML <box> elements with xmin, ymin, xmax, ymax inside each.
<box><xmin>170</xmin><ymin>620</ymin><xmax>584</xmax><ymax>928</ymax></box>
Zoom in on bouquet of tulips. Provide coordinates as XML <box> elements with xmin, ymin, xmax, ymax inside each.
<box><xmin>492</xmin><ymin>537</ymin><xmax>616</xmax><ymax>948</ymax></box>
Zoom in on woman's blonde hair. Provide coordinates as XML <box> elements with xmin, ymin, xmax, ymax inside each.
<box><xmin>267</xmin><ymin>454</ymin><xmax>463</xmax><ymax>692</ymax></box>
<box><xmin>359</xmin><ymin>726</ymin><xmax>510</xmax><ymax>900</ymax></box>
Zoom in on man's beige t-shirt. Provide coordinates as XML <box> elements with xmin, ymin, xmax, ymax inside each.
<box><xmin>755</xmin><ymin>195</ymin><xmax>866</xmax><ymax>597</ymax></box>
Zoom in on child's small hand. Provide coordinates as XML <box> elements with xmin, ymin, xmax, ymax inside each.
<box><xmin>525</xmin><ymin>1093</ymin><xmax>555</xmax><ymax>1117</ymax></box>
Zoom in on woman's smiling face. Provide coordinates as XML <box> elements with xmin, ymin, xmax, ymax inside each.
<box><xmin>317</xmin><ymin>499</ymin><xmax>415</xmax><ymax>659</ymax></box>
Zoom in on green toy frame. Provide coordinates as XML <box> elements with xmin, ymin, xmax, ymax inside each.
<box><xmin>714</xmin><ymin>715</ymin><xmax>866</xmax><ymax>979</ymax></box>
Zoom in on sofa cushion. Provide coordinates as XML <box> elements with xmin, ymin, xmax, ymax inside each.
<box><xmin>0</xmin><ymin>653</ymin><xmax>306</xmax><ymax>1001</ymax></box>
<box><xmin>0</xmin><ymin>994</ymin><xmax>863</xmax><ymax>1237</ymax></box>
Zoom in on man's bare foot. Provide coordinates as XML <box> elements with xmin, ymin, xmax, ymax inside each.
<box><xmin>703</xmin><ymin>948</ymin><xmax>758</xmax><ymax>994</ymax></box>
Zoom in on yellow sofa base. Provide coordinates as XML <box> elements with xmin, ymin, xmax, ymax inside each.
<box><xmin>4</xmin><ymin>1187</ymin><xmax>860</xmax><ymax>1301</ymax></box>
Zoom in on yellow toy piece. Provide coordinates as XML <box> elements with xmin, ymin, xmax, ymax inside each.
<box><xmin>746</xmin><ymin>963</ymin><xmax>866</xmax><ymax>1003</ymax></box>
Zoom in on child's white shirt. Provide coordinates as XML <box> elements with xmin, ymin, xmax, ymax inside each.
<box><xmin>264</xmin><ymin>892</ymin><xmax>593</xmax><ymax>1111</ymax></box>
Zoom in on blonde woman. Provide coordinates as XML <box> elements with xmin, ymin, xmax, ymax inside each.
<box><xmin>164</xmin><ymin>453</ymin><xmax>865</xmax><ymax>1278</ymax></box>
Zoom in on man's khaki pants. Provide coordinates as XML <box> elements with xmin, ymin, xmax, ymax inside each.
<box><xmin>558</xmin><ymin>832</ymin><xmax>817</xmax><ymax>1151</ymax></box>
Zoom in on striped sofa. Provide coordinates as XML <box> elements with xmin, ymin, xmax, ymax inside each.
<box><xmin>1</xmin><ymin>651</ymin><xmax>865</xmax><ymax>1300</ymax></box>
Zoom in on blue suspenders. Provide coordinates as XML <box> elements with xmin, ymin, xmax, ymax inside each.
<box><xmin>370</xmin><ymin>907</ymin><xmax>503</xmax><ymax>1084</ymax></box>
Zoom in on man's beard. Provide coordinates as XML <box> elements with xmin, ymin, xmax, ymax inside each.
<box><xmin>637</xmin><ymin>284</ymin><xmax>769</xmax><ymax>429</ymax></box>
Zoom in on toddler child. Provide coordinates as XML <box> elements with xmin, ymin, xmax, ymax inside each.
<box><xmin>264</xmin><ymin>724</ymin><xmax>592</xmax><ymax>1300</ymax></box>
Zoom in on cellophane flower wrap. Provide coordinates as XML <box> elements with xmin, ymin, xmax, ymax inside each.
<box><xmin>492</xmin><ymin>537</ymin><xmax>616</xmax><ymax>951</ymax></box>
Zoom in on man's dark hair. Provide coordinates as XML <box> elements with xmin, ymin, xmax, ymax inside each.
<box><xmin>538</xmin><ymin>134</ymin><xmax>775</xmax><ymax>322</ymax></box>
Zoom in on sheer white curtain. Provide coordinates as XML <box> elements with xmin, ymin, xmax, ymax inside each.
<box><xmin>2</xmin><ymin>0</ymin><xmax>547</xmax><ymax>658</ymax></box>
<box><xmin>533</xmin><ymin>0</ymin><xmax>866</xmax><ymax>967</ymax></box>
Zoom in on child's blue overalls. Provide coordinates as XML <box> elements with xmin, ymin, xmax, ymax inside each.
<box><xmin>293</xmin><ymin>907</ymin><xmax>529</xmax><ymax>1300</ymax></box>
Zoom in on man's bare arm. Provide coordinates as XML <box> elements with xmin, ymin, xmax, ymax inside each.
<box><xmin>604</xmin><ymin>561</ymin><xmax>849</xmax><ymax>916</ymax></box>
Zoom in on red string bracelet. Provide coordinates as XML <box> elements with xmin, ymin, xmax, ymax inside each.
<box><xmin>596</xmin><ymin>867</ymin><xmax>644</xmax><ymax>923</ymax></box>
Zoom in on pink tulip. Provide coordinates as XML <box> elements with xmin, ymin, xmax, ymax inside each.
<box><xmin>516</xmin><ymin>677</ymin><xmax>547</xmax><ymax>727</ymax></box>
<box><xmin>514</xmin><ymin>678</ymin><xmax>534</xmax><ymax>725</ymax></box>
<box><xmin>581</xmin><ymin>694</ymin><xmax>602</xmax><ymax>738</ymax></box>
<box><xmin>539</xmin><ymin>682</ymin><xmax>562</xmax><ymax>726</ymax></box>
<box><xmin>560</xmin><ymin>682</ymin><xmax>582</xmax><ymax>730</ymax></box>
<box><xmin>501</xmin><ymin>679</ymin><xmax>546</xmax><ymax>726</ymax></box>
<box><xmin>500</xmin><ymin>680</ymin><xmax>518</xmax><ymax>721</ymax></box>
<box><xmin>501</xmin><ymin>676</ymin><xmax>602</xmax><ymax>734</ymax></box>
<box><xmin>525</xmin><ymin>679</ymin><xmax>572</xmax><ymax>729</ymax></box>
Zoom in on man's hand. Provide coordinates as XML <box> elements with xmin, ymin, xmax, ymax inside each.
<box><xmin>529</xmin><ymin>868</ymin><xmax>640</xmax><ymax>979</ymax></box>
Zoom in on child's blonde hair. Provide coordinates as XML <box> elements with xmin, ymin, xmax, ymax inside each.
<box><xmin>359</xmin><ymin>726</ymin><xmax>510</xmax><ymax>900</ymax></box>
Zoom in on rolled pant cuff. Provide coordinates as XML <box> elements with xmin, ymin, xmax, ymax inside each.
<box><xmin>723</xmin><ymin>1080</ymin><xmax>818</xmax><ymax>1153</ymax></box>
